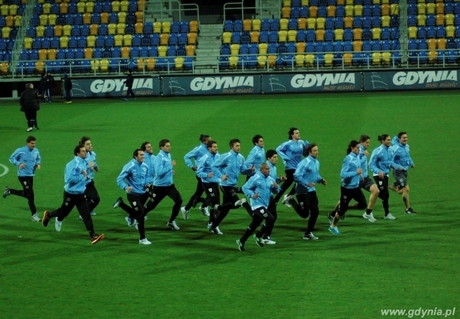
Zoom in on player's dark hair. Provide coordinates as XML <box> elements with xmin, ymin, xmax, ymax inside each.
<box><xmin>140</xmin><ymin>141</ymin><xmax>150</xmax><ymax>151</ymax></box>
<box><xmin>265</xmin><ymin>149</ymin><xmax>277</xmax><ymax>159</ymax></box>
<box><xmin>377</xmin><ymin>134</ymin><xmax>390</xmax><ymax>142</ymax></box>
<box><xmin>199</xmin><ymin>134</ymin><xmax>210</xmax><ymax>143</ymax></box>
<box><xmin>26</xmin><ymin>136</ymin><xmax>36</xmax><ymax>143</ymax></box>
<box><xmin>397</xmin><ymin>132</ymin><xmax>407</xmax><ymax>139</ymax></box>
<box><xmin>74</xmin><ymin>144</ymin><xmax>85</xmax><ymax>156</ymax></box>
<box><xmin>229</xmin><ymin>139</ymin><xmax>240</xmax><ymax>147</ymax></box>
<box><xmin>79</xmin><ymin>136</ymin><xmax>90</xmax><ymax>145</ymax></box>
<box><xmin>206</xmin><ymin>140</ymin><xmax>217</xmax><ymax>148</ymax></box>
<box><xmin>252</xmin><ymin>134</ymin><xmax>263</xmax><ymax>145</ymax></box>
<box><xmin>133</xmin><ymin>148</ymin><xmax>143</xmax><ymax>158</ymax></box>
<box><xmin>347</xmin><ymin>140</ymin><xmax>360</xmax><ymax>154</ymax></box>
<box><xmin>359</xmin><ymin>135</ymin><xmax>370</xmax><ymax>143</ymax></box>
<box><xmin>159</xmin><ymin>139</ymin><xmax>170</xmax><ymax>148</ymax></box>
<box><xmin>305</xmin><ymin>143</ymin><xmax>317</xmax><ymax>156</ymax></box>
<box><xmin>288</xmin><ymin>127</ymin><xmax>298</xmax><ymax>139</ymax></box>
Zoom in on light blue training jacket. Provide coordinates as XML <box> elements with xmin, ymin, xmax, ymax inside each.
<box><xmin>212</xmin><ymin>149</ymin><xmax>251</xmax><ymax>187</ymax></box>
<box><xmin>116</xmin><ymin>159</ymin><xmax>149</xmax><ymax>195</ymax></box>
<box><xmin>294</xmin><ymin>155</ymin><xmax>323</xmax><ymax>192</ymax></box>
<box><xmin>196</xmin><ymin>151</ymin><xmax>222</xmax><ymax>184</ymax></box>
<box><xmin>9</xmin><ymin>145</ymin><xmax>41</xmax><ymax>177</ymax></box>
<box><xmin>369</xmin><ymin>144</ymin><xmax>396</xmax><ymax>176</ymax></box>
<box><xmin>184</xmin><ymin>143</ymin><xmax>208</xmax><ymax>169</ymax></box>
<box><xmin>154</xmin><ymin>150</ymin><xmax>174</xmax><ymax>187</ymax></box>
<box><xmin>64</xmin><ymin>156</ymin><xmax>88</xmax><ymax>194</ymax></box>
<box><xmin>276</xmin><ymin>139</ymin><xmax>309</xmax><ymax>170</ymax></box>
<box><xmin>242</xmin><ymin>171</ymin><xmax>280</xmax><ymax>210</ymax></box>
<box><xmin>340</xmin><ymin>152</ymin><xmax>362</xmax><ymax>189</ymax></box>
<box><xmin>391</xmin><ymin>136</ymin><xmax>414</xmax><ymax>171</ymax></box>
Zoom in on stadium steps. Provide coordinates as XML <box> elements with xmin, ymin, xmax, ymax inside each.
<box><xmin>194</xmin><ymin>24</ymin><xmax>223</xmax><ymax>73</ymax></box>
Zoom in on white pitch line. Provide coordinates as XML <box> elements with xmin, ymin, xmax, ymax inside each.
<box><xmin>0</xmin><ymin>163</ymin><xmax>9</xmax><ymax>177</ymax></box>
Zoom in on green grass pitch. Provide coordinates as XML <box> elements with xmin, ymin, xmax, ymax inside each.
<box><xmin>0</xmin><ymin>91</ymin><xmax>459</xmax><ymax>319</ymax></box>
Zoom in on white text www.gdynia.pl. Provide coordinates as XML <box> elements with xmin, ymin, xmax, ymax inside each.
<box><xmin>381</xmin><ymin>307</ymin><xmax>456</xmax><ymax>318</ymax></box>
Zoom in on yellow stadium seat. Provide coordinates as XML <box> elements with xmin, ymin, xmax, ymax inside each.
<box><xmin>381</xmin><ymin>4</ymin><xmax>390</xmax><ymax>15</ymax></box>
<box><xmin>0</xmin><ymin>62</ymin><xmax>9</xmax><ymax>75</ymax></box>
<box><xmin>280</xmin><ymin>18</ymin><xmax>289</xmax><ymax>31</ymax></box>
<box><xmin>82</xmin><ymin>13</ymin><xmax>91</xmax><ymax>24</ymax></box>
<box><xmin>137</xmin><ymin>58</ymin><xmax>145</xmax><ymax>71</ymax></box>
<box><xmin>371</xmin><ymin>27</ymin><xmax>381</xmax><ymax>40</ymax></box>
<box><xmin>47</xmin><ymin>49</ymin><xmax>56</xmax><ymax>60</ymax></box>
<box><xmin>188</xmin><ymin>32</ymin><xmax>197</xmax><ymax>45</ymax></box>
<box><xmin>86</xmin><ymin>2</ymin><xmax>94</xmax><ymax>13</ymax></box>
<box><xmin>327</xmin><ymin>5</ymin><xmax>336</xmax><ymax>17</ymax></box>
<box><xmin>436</xmin><ymin>3</ymin><xmax>444</xmax><ymax>14</ymax></box>
<box><xmin>108</xmin><ymin>23</ymin><xmax>117</xmax><ymax>35</ymax></box>
<box><xmin>153</xmin><ymin>22</ymin><xmax>162</xmax><ymax>33</ymax></box>
<box><xmin>259</xmin><ymin>43</ymin><xmax>268</xmax><ymax>54</ymax></box>
<box><xmin>231</xmin><ymin>44</ymin><xmax>240</xmax><ymax>55</ymax></box>
<box><xmin>344</xmin><ymin>16</ymin><xmax>353</xmax><ymax>28</ymax></box>
<box><xmin>160</xmin><ymin>33</ymin><xmax>169</xmax><ymax>45</ymax></box>
<box><xmin>437</xmin><ymin>38</ymin><xmax>446</xmax><ymax>49</ymax></box>
<box><xmin>297</xmin><ymin>18</ymin><xmax>307</xmax><ymax>30</ymax></box>
<box><xmin>335</xmin><ymin>28</ymin><xmax>344</xmax><ymax>41</ymax></box>
<box><xmin>305</xmin><ymin>54</ymin><xmax>315</xmax><ymax>66</ymax></box>
<box><xmin>283</xmin><ymin>0</ymin><xmax>291</xmax><ymax>6</ymax></box>
<box><xmin>147</xmin><ymin>58</ymin><xmax>157</xmax><ymax>71</ymax></box>
<box><xmin>121</xmin><ymin>47</ymin><xmax>130</xmax><ymax>58</ymax></box>
<box><xmin>162</xmin><ymin>21</ymin><xmax>171</xmax><ymax>33</ymax></box>
<box><xmin>186</xmin><ymin>45</ymin><xmax>195</xmax><ymax>56</ymax></box>
<box><xmin>345</xmin><ymin>5</ymin><xmax>353</xmax><ymax>17</ymax></box>
<box><xmin>35</xmin><ymin>61</ymin><xmax>45</xmax><ymax>74</ymax></box>
<box><xmin>115</xmin><ymin>34</ymin><xmax>123</xmax><ymax>46</ymax></box>
<box><xmin>381</xmin><ymin>52</ymin><xmax>391</xmax><ymax>65</ymax></box>
<box><xmin>316</xmin><ymin>17</ymin><xmax>325</xmax><ymax>29</ymax></box>
<box><xmin>288</xmin><ymin>30</ymin><xmax>297</xmax><ymax>42</ymax></box>
<box><xmin>5</xmin><ymin>15</ymin><xmax>13</xmax><ymax>27</ymax></box>
<box><xmin>445</xmin><ymin>14</ymin><xmax>454</xmax><ymax>26</ymax></box>
<box><xmin>135</xmin><ymin>22</ymin><xmax>143</xmax><ymax>34</ymax></box>
<box><xmin>428</xmin><ymin>50</ymin><xmax>437</xmax><ymax>63</ymax></box>
<box><xmin>118</xmin><ymin>12</ymin><xmax>127</xmax><ymax>24</ymax></box>
<box><xmin>158</xmin><ymin>45</ymin><xmax>167</xmax><ymax>57</ymax></box>
<box><xmin>243</xmin><ymin>19</ymin><xmax>252</xmax><ymax>32</ymax></box>
<box><xmin>427</xmin><ymin>3</ymin><xmax>435</xmax><ymax>14</ymax></box>
<box><xmin>63</xmin><ymin>24</ymin><xmax>72</xmax><ymax>36</ymax></box>
<box><xmin>77</xmin><ymin>2</ymin><xmax>85</xmax><ymax>13</ymax></box>
<box><xmin>257</xmin><ymin>55</ymin><xmax>267</xmax><ymax>68</ymax></box>
<box><xmin>408</xmin><ymin>26</ymin><xmax>417</xmax><ymax>39</ymax></box>
<box><xmin>324</xmin><ymin>53</ymin><xmax>334</xmax><ymax>66</ymax></box>
<box><xmin>121</xmin><ymin>0</ymin><xmax>129</xmax><ymax>11</ymax></box>
<box><xmin>353</xmin><ymin>40</ymin><xmax>362</xmax><ymax>51</ymax></box>
<box><xmin>354</xmin><ymin>5</ymin><xmax>363</xmax><ymax>16</ymax></box>
<box><xmin>428</xmin><ymin>38</ymin><xmax>437</xmax><ymax>49</ymax></box>
<box><xmin>84</xmin><ymin>48</ymin><xmax>93</xmax><ymax>59</ymax></box>
<box><xmin>189</xmin><ymin>20</ymin><xmax>199</xmax><ymax>33</ymax></box>
<box><xmin>90</xmin><ymin>24</ymin><xmax>98</xmax><ymax>36</ymax></box>
<box><xmin>295</xmin><ymin>54</ymin><xmax>305</xmax><ymax>67</ymax></box>
<box><xmin>123</xmin><ymin>34</ymin><xmax>132</xmax><ymax>46</ymax></box>
<box><xmin>229</xmin><ymin>56</ymin><xmax>238</xmax><ymax>68</ymax></box>
<box><xmin>54</xmin><ymin>25</ymin><xmax>62</xmax><ymax>36</ymax></box>
<box><xmin>112</xmin><ymin>1</ymin><xmax>120</xmax><ymax>12</ymax></box>
<box><xmin>101</xmin><ymin>12</ymin><xmax>109</xmax><ymax>24</ymax></box>
<box><xmin>268</xmin><ymin>55</ymin><xmax>276</xmax><ymax>67</ymax></box>
<box><xmin>417</xmin><ymin>3</ymin><xmax>426</xmax><ymax>15</ymax></box>
<box><xmin>251</xmin><ymin>31</ymin><xmax>260</xmax><ymax>43</ymax></box>
<box><xmin>436</xmin><ymin>14</ymin><xmax>444</xmax><ymax>26</ymax></box>
<box><xmin>381</xmin><ymin>16</ymin><xmax>390</xmax><ymax>27</ymax></box>
<box><xmin>353</xmin><ymin>28</ymin><xmax>362</xmax><ymax>40</ymax></box>
<box><xmin>309</xmin><ymin>6</ymin><xmax>318</xmax><ymax>18</ymax></box>
<box><xmin>60</xmin><ymin>3</ymin><xmax>68</xmax><ymax>14</ymax></box>
<box><xmin>43</xmin><ymin>3</ymin><xmax>51</xmax><ymax>14</ymax></box>
<box><xmin>278</xmin><ymin>30</ymin><xmax>287</xmax><ymax>42</ymax></box>
<box><xmin>343</xmin><ymin>53</ymin><xmax>353</xmax><ymax>66</ymax></box>
<box><xmin>372</xmin><ymin>52</ymin><xmax>381</xmax><ymax>65</ymax></box>
<box><xmin>24</xmin><ymin>37</ymin><xmax>33</xmax><ymax>49</ymax></box>
<box><xmin>91</xmin><ymin>59</ymin><xmax>100</xmax><ymax>71</ymax></box>
<box><xmin>296</xmin><ymin>42</ymin><xmax>306</xmax><ymax>53</ymax></box>
<box><xmin>222</xmin><ymin>32</ymin><xmax>231</xmax><ymax>44</ymax></box>
<box><xmin>316</xmin><ymin>29</ymin><xmax>325</xmax><ymax>41</ymax></box>
<box><xmin>87</xmin><ymin>35</ymin><xmax>96</xmax><ymax>47</ymax></box>
<box><xmin>2</xmin><ymin>26</ymin><xmax>11</xmax><ymax>38</ymax></box>
<box><xmin>117</xmin><ymin>23</ymin><xmax>126</xmax><ymax>34</ymax></box>
<box><xmin>252</xmin><ymin>19</ymin><xmax>261</xmax><ymax>31</ymax></box>
<box><xmin>100</xmin><ymin>59</ymin><xmax>109</xmax><ymax>72</ymax></box>
<box><xmin>39</xmin><ymin>49</ymin><xmax>47</xmax><ymax>60</ymax></box>
<box><xmin>135</xmin><ymin>11</ymin><xmax>144</xmax><ymax>23</ymax></box>
<box><xmin>301</xmin><ymin>0</ymin><xmax>309</xmax><ymax>5</ymax></box>
<box><xmin>282</xmin><ymin>7</ymin><xmax>291</xmax><ymax>19</ymax></box>
<box><xmin>175</xmin><ymin>57</ymin><xmax>184</xmax><ymax>70</ymax></box>
<box><xmin>39</xmin><ymin>14</ymin><xmax>48</xmax><ymax>26</ymax></box>
<box><xmin>60</xmin><ymin>35</ymin><xmax>69</xmax><ymax>48</ymax></box>
<box><xmin>446</xmin><ymin>25</ymin><xmax>455</xmax><ymax>37</ymax></box>
<box><xmin>390</xmin><ymin>4</ymin><xmax>399</xmax><ymax>15</ymax></box>
<box><xmin>36</xmin><ymin>25</ymin><xmax>45</xmax><ymax>37</ymax></box>
<box><xmin>14</xmin><ymin>15</ymin><xmax>21</xmax><ymax>27</ymax></box>
<box><xmin>307</xmin><ymin>18</ymin><xmax>316</xmax><ymax>29</ymax></box>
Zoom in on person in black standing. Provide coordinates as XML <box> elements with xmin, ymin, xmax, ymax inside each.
<box><xmin>124</xmin><ymin>70</ymin><xmax>135</xmax><ymax>100</ymax></box>
<box><xmin>40</xmin><ymin>73</ymin><xmax>47</xmax><ymax>102</ymax></box>
<box><xmin>63</xmin><ymin>73</ymin><xmax>72</xmax><ymax>103</ymax></box>
<box><xmin>19</xmin><ymin>83</ymin><xmax>40</xmax><ymax>132</ymax></box>
<box><xmin>45</xmin><ymin>72</ymin><xmax>55</xmax><ymax>102</ymax></box>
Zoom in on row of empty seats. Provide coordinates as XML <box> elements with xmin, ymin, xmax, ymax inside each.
<box><xmin>31</xmin><ymin>12</ymin><xmax>144</xmax><ymax>25</ymax></box>
<box><xmin>408</xmin><ymin>2</ymin><xmax>460</xmax><ymax>14</ymax></box>
<box><xmin>408</xmin><ymin>13</ymin><xmax>460</xmax><ymax>26</ymax></box>
<box><xmin>282</xmin><ymin>4</ymin><xmax>399</xmax><ymax>18</ymax></box>
<box><xmin>222</xmin><ymin>28</ymin><xmax>399</xmax><ymax>44</ymax></box>
<box><xmin>23</xmin><ymin>33</ymin><xmax>198</xmax><ymax>50</ymax></box>
<box><xmin>282</xmin><ymin>0</ymin><xmax>399</xmax><ymax>7</ymax></box>
<box><xmin>20</xmin><ymin>45</ymin><xmax>197</xmax><ymax>60</ymax></box>
<box><xmin>408</xmin><ymin>25</ymin><xmax>460</xmax><ymax>38</ymax></box>
<box><xmin>32</xmin><ymin>0</ymin><xmax>145</xmax><ymax>14</ymax></box>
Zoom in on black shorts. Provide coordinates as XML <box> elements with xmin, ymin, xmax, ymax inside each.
<box><xmin>359</xmin><ymin>176</ymin><xmax>375</xmax><ymax>192</ymax></box>
<box><xmin>393</xmin><ymin>170</ymin><xmax>408</xmax><ymax>189</ymax></box>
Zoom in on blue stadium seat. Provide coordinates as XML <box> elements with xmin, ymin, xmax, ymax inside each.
<box><xmin>112</xmin><ymin>47</ymin><xmax>121</xmax><ymax>58</ymax></box>
<box><xmin>335</xmin><ymin>17</ymin><xmax>344</xmax><ymax>29</ymax></box>
<box><xmin>261</xmin><ymin>19</ymin><xmax>270</xmax><ymax>31</ymax></box>
<box><xmin>233</xmin><ymin>20</ymin><xmax>243</xmax><ymax>32</ymax></box>
<box><xmin>271</xmin><ymin>19</ymin><xmax>280</xmax><ymax>31</ymax></box>
<box><xmin>259</xmin><ymin>30</ymin><xmax>269</xmax><ymax>43</ymax></box>
<box><xmin>151</xmin><ymin>34</ymin><xmax>160</xmax><ymax>46</ymax></box>
<box><xmin>149</xmin><ymin>47</ymin><xmax>158</xmax><ymax>57</ymax></box>
<box><xmin>296</xmin><ymin>30</ymin><xmax>306</xmax><ymax>42</ymax></box>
